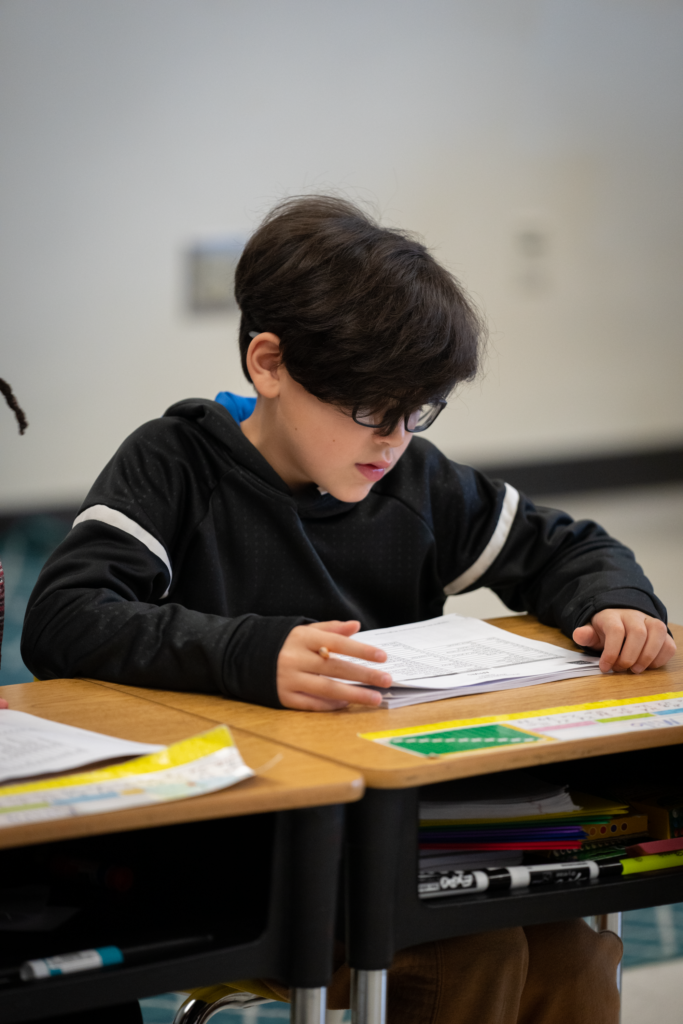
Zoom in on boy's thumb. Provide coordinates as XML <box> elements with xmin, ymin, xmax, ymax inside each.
<box><xmin>573</xmin><ymin>624</ymin><xmax>598</xmax><ymax>648</ymax></box>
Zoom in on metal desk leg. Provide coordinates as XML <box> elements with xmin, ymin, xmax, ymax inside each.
<box><xmin>287</xmin><ymin>806</ymin><xmax>343</xmax><ymax>1024</ymax></box>
<box><xmin>605</xmin><ymin>912</ymin><xmax>623</xmax><ymax>995</ymax></box>
<box><xmin>292</xmin><ymin>986</ymin><xmax>327</xmax><ymax>1024</ymax></box>
<box><xmin>588</xmin><ymin>910</ymin><xmax>623</xmax><ymax>1023</ymax></box>
<box><xmin>350</xmin><ymin>968</ymin><xmax>387</xmax><ymax>1024</ymax></box>
<box><xmin>607</xmin><ymin>913</ymin><xmax>624</xmax><ymax>1023</ymax></box>
<box><xmin>347</xmin><ymin>790</ymin><xmax>409</xmax><ymax>1024</ymax></box>
<box><xmin>589</xmin><ymin>912</ymin><xmax>623</xmax><ymax>994</ymax></box>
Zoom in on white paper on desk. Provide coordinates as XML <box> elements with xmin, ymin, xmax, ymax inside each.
<box><xmin>0</xmin><ymin>725</ymin><xmax>254</xmax><ymax>829</ymax></box>
<box><xmin>337</xmin><ymin>614</ymin><xmax>600</xmax><ymax>707</ymax></box>
<box><xmin>377</xmin><ymin>669</ymin><xmax>595</xmax><ymax>709</ymax></box>
<box><xmin>0</xmin><ymin>710</ymin><xmax>164</xmax><ymax>784</ymax></box>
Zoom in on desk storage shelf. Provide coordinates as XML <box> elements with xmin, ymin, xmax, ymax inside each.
<box><xmin>0</xmin><ymin>806</ymin><xmax>342</xmax><ymax>1024</ymax></box>
<box><xmin>397</xmin><ymin>792</ymin><xmax>683</xmax><ymax>948</ymax></box>
<box><xmin>346</xmin><ymin>744</ymin><xmax>683</xmax><ymax>968</ymax></box>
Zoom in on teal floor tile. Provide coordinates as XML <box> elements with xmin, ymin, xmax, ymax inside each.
<box><xmin>0</xmin><ymin>514</ymin><xmax>70</xmax><ymax>686</ymax></box>
<box><xmin>622</xmin><ymin>903</ymin><xmax>683</xmax><ymax>968</ymax></box>
<box><xmin>140</xmin><ymin>993</ymin><xmax>186</xmax><ymax>1023</ymax></box>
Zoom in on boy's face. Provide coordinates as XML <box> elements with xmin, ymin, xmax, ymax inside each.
<box><xmin>241</xmin><ymin>335</ymin><xmax>413</xmax><ymax>502</ymax></box>
<box><xmin>275</xmin><ymin>372</ymin><xmax>413</xmax><ymax>502</ymax></box>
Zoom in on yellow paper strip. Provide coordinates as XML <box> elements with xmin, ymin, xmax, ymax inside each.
<box><xmin>360</xmin><ymin>691</ymin><xmax>683</xmax><ymax>741</ymax></box>
<box><xmin>0</xmin><ymin>725</ymin><xmax>234</xmax><ymax>797</ymax></box>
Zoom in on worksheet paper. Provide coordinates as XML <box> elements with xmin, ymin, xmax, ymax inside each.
<box><xmin>0</xmin><ymin>710</ymin><xmax>164</xmax><ymax>784</ymax></box>
<box><xmin>0</xmin><ymin>726</ymin><xmax>254</xmax><ymax>828</ymax></box>
<box><xmin>342</xmin><ymin>614</ymin><xmax>601</xmax><ymax>709</ymax></box>
<box><xmin>418</xmin><ymin>772</ymin><xmax>580</xmax><ymax>820</ymax></box>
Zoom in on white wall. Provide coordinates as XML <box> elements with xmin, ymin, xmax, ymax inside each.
<box><xmin>1</xmin><ymin>0</ymin><xmax>682</xmax><ymax>510</ymax></box>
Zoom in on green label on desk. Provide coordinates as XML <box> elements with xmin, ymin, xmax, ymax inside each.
<box><xmin>361</xmin><ymin>691</ymin><xmax>683</xmax><ymax>760</ymax></box>
<box><xmin>387</xmin><ymin>723</ymin><xmax>541</xmax><ymax>757</ymax></box>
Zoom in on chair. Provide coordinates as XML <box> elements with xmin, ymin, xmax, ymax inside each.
<box><xmin>173</xmin><ymin>989</ymin><xmax>271</xmax><ymax>1023</ymax></box>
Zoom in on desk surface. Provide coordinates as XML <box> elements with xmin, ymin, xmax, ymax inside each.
<box><xmin>94</xmin><ymin>617</ymin><xmax>683</xmax><ymax>789</ymax></box>
<box><xmin>0</xmin><ymin>678</ymin><xmax>363</xmax><ymax>849</ymax></box>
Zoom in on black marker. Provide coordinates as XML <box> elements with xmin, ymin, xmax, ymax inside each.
<box><xmin>420</xmin><ymin>848</ymin><xmax>683</xmax><ymax>899</ymax></box>
<box><xmin>419</xmin><ymin>861</ymin><xmax>606</xmax><ymax>898</ymax></box>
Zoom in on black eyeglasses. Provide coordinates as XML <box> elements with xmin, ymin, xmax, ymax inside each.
<box><xmin>351</xmin><ymin>400</ymin><xmax>447</xmax><ymax>434</ymax></box>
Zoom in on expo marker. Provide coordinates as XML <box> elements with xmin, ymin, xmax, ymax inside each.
<box><xmin>17</xmin><ymin>935</ymin><xmax>213</xmax><ymax>982</ymax></box>
<box><xmin>419</xmin><ymin>848</ymin><xmax>683</xmax><ymax>898</ymax></box>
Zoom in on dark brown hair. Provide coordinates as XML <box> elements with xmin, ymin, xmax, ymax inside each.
<box><xmin>234</xmin><ymin>195</ymin><xmax>485</xmax><ymax>433</ymax></box>
<box><xmin>0</xmin><ymin>378</ymin><xmax>28</xmax><ymax>434</ymax></box>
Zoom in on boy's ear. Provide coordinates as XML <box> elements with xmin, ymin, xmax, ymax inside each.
<box><xmin>245</xmin><ymin>333</ymin><xmax>283</xmax><ymax>398</ymax></box>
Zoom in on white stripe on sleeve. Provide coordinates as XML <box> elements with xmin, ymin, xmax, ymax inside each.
<box><xmin>72</xmin><ymin>504</ymin><xmax>172</xmax><ymax>598</ymax></box>
<box><xmin>444</xmin><ymin>483</ymin><xmax>520</xmax><ymax>596</ymax></box>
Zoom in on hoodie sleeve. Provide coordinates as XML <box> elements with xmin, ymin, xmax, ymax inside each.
<box><xmin>424</xmin><ymin>451</ymin><xmax>667</xmax><ymax>637</ymax></box>
<box><xmin>21</xmin><ymin>417</ymin><xmax>304</xmax><ymax>707</ymax></box>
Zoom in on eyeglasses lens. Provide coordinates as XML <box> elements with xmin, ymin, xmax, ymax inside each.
<box><xmin>353</xmin><ymin>402</ymin><xmax>444</xmax><ymax>432</ymax></box>
<box><xmin>353</xmin><ymin>409</ymin><xmax>378</xmax><ymax>428</ymax></box>
<box><xmin>407</xmin><ymin>404</ymin><xmax>443</xmax><ymax>432</ymax></box>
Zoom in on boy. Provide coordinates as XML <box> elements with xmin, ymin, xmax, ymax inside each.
<box><xmin>22</xmin><ymin>196</ymin><xmax>675</xmax><ymax>1023</ymax></box>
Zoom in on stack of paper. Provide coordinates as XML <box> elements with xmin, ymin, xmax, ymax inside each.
<box><xmin>417</xmin><ymin>772</ymin><xmax>630</xmax><ymax>881</ymax></box>
<box><xmin>343</xmin><ymin>613</ymin><xmax>601</xmax><ymax>708</ymax></box>
<box><xmin>419</xmin><ymin>772</ymin><xmax>581</xmax><ymax>821</ymax></box>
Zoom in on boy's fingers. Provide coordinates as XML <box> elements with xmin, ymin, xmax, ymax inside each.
<box><xmin>284</xmin><ymin>691</ymin><xmax>350</xmax><ymax>712</ymax></box>
<box><xmin>612</xmin><ymin>620</ymin><xmax>648</xmax><ymax>672</ymax></box>
<box><xmin>290</xmin><ymin>673</ymin><xmax>383</xmax><ymax>709</ymax></box>
<box><xmin>317</xmin><ymin>633</ymin><xmax>388</xmax><ymax>663</ymax></box>
<box><xmin>315</xmin><ymin>620</ymin><xmax>361</xmax><ymax>636</ymax></box>
<box><xmin>598</xmin><ymin>618</ymin><xmax>625</xmax><ymax>672</ymax></box>
<box><xmin>312</xmin><ymin>654</ymin><xmax>392</xmax><ymax>688</ymax></box>
<box><xmin>301</xmin><ymin>625</ymin><xmax>386</xmax><ymax>663</ymax></box>
<box><xmin>588</xmin><ymin>610</ymin><xmax>675</xmax><ymax>674</ymax></box>
<box><xmin>278</xmin><ymin>624</ymin><xmax>388</xmax><ymax>710</ymax></box>
<box><xmin>300</xmin><ymin>644</ymin><xmax>391</xmax><ymax>686</ymax></box>
<box><xmin>651</xmin><ymin>634</ymin><xmax>677</xmax><ymax>669</ymax></box>
<box><xmin>631</xmin><ymin>620</ymin><xmax>672</xmax><ymax>673</ymax></box>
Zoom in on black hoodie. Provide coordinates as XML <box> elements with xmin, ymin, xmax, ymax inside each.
<box><xmin>21</xmin><ymin>399</ymin><xmax>667</xmax><ymax>707</ymax></box>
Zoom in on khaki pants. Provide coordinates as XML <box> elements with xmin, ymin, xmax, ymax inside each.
<box><xmin>256</xmin><ymin>919</ymin><xmax>623</xmax><ymax>1024</ymax></box>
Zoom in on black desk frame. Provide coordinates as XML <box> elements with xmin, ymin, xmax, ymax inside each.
<box><xmin>1</xmin><ymin>805</ymin><xmax>343</xmax><ymax>1024</ymax></box>
<box><xmin>346</xmin><ymin>782</ymin><xmax>683</xmax><ymax>1024</ymax></box>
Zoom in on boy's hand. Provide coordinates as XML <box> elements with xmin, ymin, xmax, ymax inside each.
<box><xmin>573</xmin><ymin>609</ymin><xmax>676</xmax><ymax>674</ymax></box>
<box><xmin>277</xmin><ymin>620</ymin><xmax>391</xmax><ymax>711</ymax></box>
<box><xmin>0</xmin><ymin>698</ymin><xmax>7</xmax><ymax>709</ymax></box>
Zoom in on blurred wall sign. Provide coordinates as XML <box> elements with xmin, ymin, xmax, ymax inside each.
<box><xmin>187</xmin><ymin>237</ymin><xmax>246</xmax><ymax>313</ymax></box>
<box><xmin>512</xmin><ymin>213</ymin><xmax>552</xmax><ymax>295</ymax></box>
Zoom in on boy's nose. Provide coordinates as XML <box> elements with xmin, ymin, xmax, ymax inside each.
<box><xmin>374</xmin><ymin>420</ymin><xmax>407</xmax><ymax>447</ymax></box>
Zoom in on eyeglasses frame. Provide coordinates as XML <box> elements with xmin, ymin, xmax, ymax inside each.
<box><xmin>350</xmin><ymin>400</ymin><xmax>447</xmax><ymax>434</ymax></box>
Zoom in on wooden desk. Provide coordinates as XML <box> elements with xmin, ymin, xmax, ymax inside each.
<box><xmin>94</xmin><ymin>618</ymin><xmax>683</xmax><ymax>789</ymax></box>
<box><xmin>0</xmin><ymin>678</ymin><xmax>363</xmax><ymax>850</ymax></box>
<box><xmin>0</xmin><ymin>680</ymin><xmax>363</xmax><ymax>1024</ymax></box>
<box><xmin>92</xmin><ymin>617</ymin><xmax>683</xmax><ymax>1024</ymax></box>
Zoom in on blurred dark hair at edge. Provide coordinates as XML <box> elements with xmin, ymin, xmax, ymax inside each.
<box><xmin>234</xmin><ymin>194</ymin><xmax>487</xmax><ymax>435</ymax></box>
<box><xmin>0</xmin><ymin>377</ymin><xmax>28</xmax><ymax>674</ymax></box>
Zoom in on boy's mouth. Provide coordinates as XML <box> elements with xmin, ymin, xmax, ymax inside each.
<box><xmin>355</xmin><ymin>462</ymin><xmax>389</xmax><ymax>482</ymax></box>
